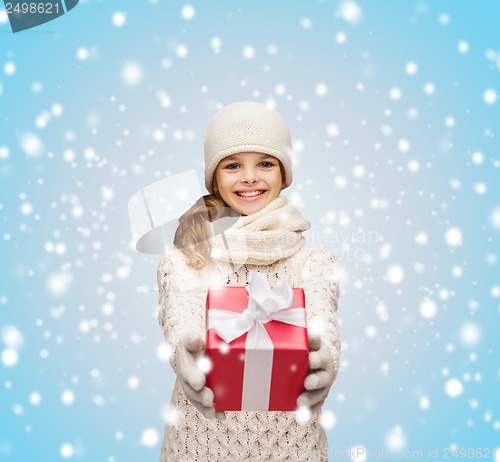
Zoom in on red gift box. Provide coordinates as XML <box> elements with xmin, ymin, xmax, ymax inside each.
<box><xmin>205</xmin><ymin>270</ymin><xmax>309</xmax><ymax>411</ymax></box>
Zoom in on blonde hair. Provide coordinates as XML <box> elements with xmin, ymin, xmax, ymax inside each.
<box><xmin>173</xmin><ymin>185</ymin><xmax>228</xmax><ymax>270</ymax></box>
<box><xmin>175</xmin><ymin>161</ymin><xmax>286</xmax><ymax>269</ymax></box>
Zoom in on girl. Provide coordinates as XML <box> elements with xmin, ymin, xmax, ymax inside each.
<box><xmin>157</xmin><ymin>101</ymin><xmax>341</xmax><ymax>461</ymax></box>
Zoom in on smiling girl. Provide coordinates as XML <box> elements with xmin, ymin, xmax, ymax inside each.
<box><xmin>215</xmin><ymin>152</ymin><xmax>284</xmax><ymax>217</ymax></box>
<box><xmin>157</xmin><ymin>101</ymin><xmax>341</xmax><ymax>461</ymax></box>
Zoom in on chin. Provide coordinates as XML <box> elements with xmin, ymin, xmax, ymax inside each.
<box><xmin>238</xmin><ymin>202</ymin><xmax>269</xmax><ymax>215</ymax></box>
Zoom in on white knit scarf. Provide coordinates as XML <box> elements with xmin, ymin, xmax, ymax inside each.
<box><xmin>209</xmin><ymin>196</ymin><xmax>311</xmax><ymax>266</ymax></box>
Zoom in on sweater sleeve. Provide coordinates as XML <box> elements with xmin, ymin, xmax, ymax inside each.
<box><xmin>157</xmin><ymin>251</ymin><xmax>206</xmax><ymax>375</ymax></box>
<box><xmin>299</xmin><ymin>247</ymin><xmax>341</xmax><ymax>381</ymax></box>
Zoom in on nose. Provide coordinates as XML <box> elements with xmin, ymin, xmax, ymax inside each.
<box><xmin>241</xmin><ymin>167</ymin><xmax>258</xmax><ymax>184</ymax></box>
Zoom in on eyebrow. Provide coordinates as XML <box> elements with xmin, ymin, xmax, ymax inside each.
<box><xmin>223</xmin><ymin>153</ymin><xmax>275</xmax><ymax>161</ymax></box>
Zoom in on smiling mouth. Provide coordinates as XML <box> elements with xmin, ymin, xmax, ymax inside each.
<box><xmin>235</xmin><ymin>190</ymin><xmax>266</xmax><ymax>197</ymax></box>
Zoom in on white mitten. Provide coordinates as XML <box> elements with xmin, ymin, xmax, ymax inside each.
<box><xmin>175</xmin><ymin>333</ymin><xmax>226</xmax><ymax>420</ymax></box>
<box><xmin>297</xmin><ymin>332</ymin><xmax>338</xmax><ymax>415</ymax></box>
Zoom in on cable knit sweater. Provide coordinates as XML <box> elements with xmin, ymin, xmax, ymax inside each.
<box><xmin>157</xmin><ymin>244</ymin><xmax>341</xmax><ymax>461</ymax></box>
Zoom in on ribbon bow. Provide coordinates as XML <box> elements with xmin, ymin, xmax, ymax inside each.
<box><xmin>208</xmin><ymin>270</ymin><xmax>306</xmax><ymax>344</ymax></box>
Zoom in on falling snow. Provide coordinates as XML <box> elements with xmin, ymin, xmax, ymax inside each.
<box><xmin>140</xmin><ymin>428</ymin><xmax>159</xmax><ymax>447</ymax></box>
<box><xmin>419</xmin><ymin>298</ymin><xmax>437</xmax><ymax>319</ymax></box>
<box><xmin>460</xmin><ymin>323</ymin><xmax>481</xmax><ymax>346</ymax></box>
<box><xmin>242</xmin><ymin>45</ymin><xmax>255</xmax><ymax>59</ymax></box>
<box><xmin>483</xmin><ymin>89</ymin><xmax>497</xmax><ymax>104</ymax></box>
<box><xmin>122</xmin><ymin>62</ymin><xmax>143</xmax><ymax>86</ymax></box>
<box><xmin>20</xmin><ymin>133</ymin><xmax>43</xmax><ymax>157</ymax></box>
<box><xmin>337</xmin><ymin>1</ymin><xmax>362</xmax><ymax>24</ymax></box>
<box><xmin>1</xmin><ymin>1</ymin><xmax>499</xmax><ymax>460</ymax></box>
<box><xmin>488</xmin><ymin>211</ymin><xmax>500</xmax><ymax>233</ymax></box>
<box><xmin>386</xmin><ymin>265</ymin><xmax>404</xmax><ymax>284</ymax></box>
<box><xmin>385</xmin><ymin>426</ymin><xmax>406</xmax><ymax>451</ymax></box>
<box><xmin>1</xmin><ymin>348</ymin><xmax>18</xmax><ymax>367</ymax></box>
<box><xmin>419</xmin><ymin>396</ymin><xmax>430</xmax><ymax>410</ymax></box>
<box><xmin>445</xmin><ymin>227</ymin><xmax>463</xmax><ymax>247</ymax></box>
<box><xmin>181</xmin><ymin>5</ymin><xmax>195</xmax><ymax>21</ymax></box>
<box><xmin>112</xmin><ymin>11</ymin><xmax>126</xmax><ymax>27</ymax></box>
<box><xmin>445</xmin><ymin>378</ymin><xmax>464</xmax><ymax>398</ymax></box>
<box><xmin>60</xmin><ymin>444</ymin><xmax>74</xmax><ymax>458</ymax></box>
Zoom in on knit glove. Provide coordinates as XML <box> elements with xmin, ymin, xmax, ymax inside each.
<box><xmin>297</xmin><ymin>332</ymin><xmax>338</xmax><ymax>415</ymax></box>
<box><xmin>175</xmin><ymin>333</ymin><xmax>226</xmax><ymax>421</ymax></box>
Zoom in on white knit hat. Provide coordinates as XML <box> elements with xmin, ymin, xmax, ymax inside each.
<box><xmin>204</xmin><ymin>101</ymin><xmax>293</xmax><ymax>194</ymax></box>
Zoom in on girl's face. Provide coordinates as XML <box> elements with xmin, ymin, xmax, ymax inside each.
<box><xmin>214</xmin><ymin>152</ymin><xmax>285</xmax><ymax>216</ymax></box>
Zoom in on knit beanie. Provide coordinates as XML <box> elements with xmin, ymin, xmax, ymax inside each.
<box><xmin>204</xmin><ymin>101</ymin><xmax>293</xmax><ymax>194</ymax></box>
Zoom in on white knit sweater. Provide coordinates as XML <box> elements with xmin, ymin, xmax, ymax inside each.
<box><xmin>157</xmin><ymin>245</ymin><xmax>341</xmax><ymax>461</ymax></box>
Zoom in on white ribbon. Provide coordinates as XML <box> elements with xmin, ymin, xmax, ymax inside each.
<box><xmin>207</xmin><ymin>270</ymin><xmax>306</xmax><ymax>411</ymax></box>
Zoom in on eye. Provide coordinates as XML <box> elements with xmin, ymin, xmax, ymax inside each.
<box><xmin>259</xmin><ymin>161</ymin><xmax>273</xmax><ymax>168</ymax></box>
<box><xmin>224</xmin><ymin>163</ymin><xmax>240</xmax><ymax>170</ymax></box>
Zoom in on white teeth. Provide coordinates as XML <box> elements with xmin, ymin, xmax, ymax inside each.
<box><xmin>236</xmin><ymin>190</ymin><xmax>265</xmax><ymax>197</ymax></box>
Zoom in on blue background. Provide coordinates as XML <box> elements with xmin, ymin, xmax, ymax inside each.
<box><xmin>1</xmin><ymin>0</ymin><xmax>499</xmax><ymax>460</ymax></box>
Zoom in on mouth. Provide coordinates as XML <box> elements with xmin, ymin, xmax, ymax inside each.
<box><xmin>233</xmin><ymin>190</ymin><xmax>267</xmax><ymax>200</ymax></box>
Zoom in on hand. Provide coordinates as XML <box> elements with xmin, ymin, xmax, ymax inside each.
<box><xmin>297</xmin><ymin>332</ymin><xmax>337</xmax><ymax>415</ymax></box>
<box><xmin>175</xmin><ymin>333</ymin><xmax>226</xmax><ymax>421</ymax></box>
